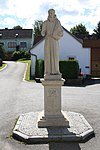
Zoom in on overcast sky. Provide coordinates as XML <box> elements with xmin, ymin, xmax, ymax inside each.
<box><xmin>0</xmin><ymin>0</ymin><xmax>100</xmax><ymax>34</ymax></box>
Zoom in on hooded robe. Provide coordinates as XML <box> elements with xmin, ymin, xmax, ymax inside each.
<box><xmin>41</xmin><ymin>17</ymin><xmax>63</xmax><ymax>75</ymax></box>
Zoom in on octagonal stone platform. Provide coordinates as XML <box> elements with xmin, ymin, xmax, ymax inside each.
<box><xmin>12</xmin><ymin>111</ymin><xmax>94</xmax><ymax>144</ymax></box>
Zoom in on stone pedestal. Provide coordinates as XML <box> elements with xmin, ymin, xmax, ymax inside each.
<box><xmin>38</xmin><ymin>76</ymin><xmax>69</xmax><ymax>127</ymax></box>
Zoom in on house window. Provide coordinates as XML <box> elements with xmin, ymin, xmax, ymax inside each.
<box><xmin>8</xmin><ymin>42</ymin><xmax>16</xmax><ymax>48</ymax></box>
<box><xmin>20</xmin><ymin>42</ymin><xmax>27</xmax><ymax>48</ymax></box>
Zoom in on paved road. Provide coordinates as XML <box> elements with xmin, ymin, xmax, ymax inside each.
<box><xmin>0</xmin><ymin>61</ymin><xmax>100</xmax><ymax>150</ymax></box>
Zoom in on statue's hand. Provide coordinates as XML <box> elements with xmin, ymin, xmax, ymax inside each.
<box><xmin>51</xmin><ymin>34</ymin><xmax>57</xmax><ymax>40</ymax></box>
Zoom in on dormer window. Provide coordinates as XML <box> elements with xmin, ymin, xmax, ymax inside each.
<box><xmin>0</xmin><ymin>34</ymin><xmax>2</xmax><ymax>37</ymax></box>
<box><xmin>15</xmin><ymin>34</ymin><xmax>18</xmax><ymax>38</ymax></box>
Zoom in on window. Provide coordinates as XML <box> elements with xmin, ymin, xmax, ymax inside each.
<box><xmin>20</xmin><ymin>42</ymin><xmax>27</xmax><ymax>48</ymax></box>
<box><xmin>8</xmin><ymin>42</ymin><xmax>16</xmax><ymax>48</ymax></box>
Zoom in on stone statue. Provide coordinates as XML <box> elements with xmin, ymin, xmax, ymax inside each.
<box><xmin>41</xmin><ymin>9</ymin><xmax>63</xmax><ymax>77</ymax></box>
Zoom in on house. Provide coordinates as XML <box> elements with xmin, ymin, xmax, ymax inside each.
<box><xmin>0</xmin><ymin>28</ymin><xmax>34</xmax><ymax>52</ymax></box>
<box><xmin>83</xmin><ymin>39</ymin><xmax>100</xmax><ymax>77</ymax></box>
<box><xmin>30</xmin><ymin>27</ymin><xmax>91</xmax><ymax>77</ymax></box>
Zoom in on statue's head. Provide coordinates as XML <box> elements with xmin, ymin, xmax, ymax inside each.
<box><xmin>48</xmin><ymin>9</ymin><xmax>56</xmax><ymax>18</ymax></box>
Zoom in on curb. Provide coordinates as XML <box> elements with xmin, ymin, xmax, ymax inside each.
<box><xmin>12</xmin><ymin>111</ymin><xmax>95</xmax><ymax>144</ymax></box>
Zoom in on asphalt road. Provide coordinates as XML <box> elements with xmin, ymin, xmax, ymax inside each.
<box><xmin>0</xmin><ymin>61</ymin><xmax>100</xmax><ymax>150</ymax></box>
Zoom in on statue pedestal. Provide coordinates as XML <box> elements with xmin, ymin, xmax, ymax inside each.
<box><xmin>38</xmin><ymin>77</ymin><xmax>69</xmax><ymax>127</ymax></box>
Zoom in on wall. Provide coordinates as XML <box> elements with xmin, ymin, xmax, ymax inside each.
<box><xmin>59</xmin><ymin>30</ymin><xmax>90</xmax><ymax>75</ymax></box>
<box><xmin>0</xmin><ymin>38</ymin><xmax>32</xmax><ymax>52</ymax></box>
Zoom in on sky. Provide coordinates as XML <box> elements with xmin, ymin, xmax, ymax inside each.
<box><xmin>0</xmin><ymin>0</ymin><xmax>100</xmax><ymax>34</ymax></box>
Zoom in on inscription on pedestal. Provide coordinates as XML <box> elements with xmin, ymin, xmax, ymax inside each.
<box><xmin>38</xmin><ymin>79</ymin><xmax>69</xmax><ymax>127</ymax></box>
<box><xmin>47</xmin><ymin>89</ymin><xmax>57</xmax><ymax>97</ymax></box>
<box><xmin>46</xmin><ymin>88</ymin><xmax>58</xmax><ymax>115</ymax></box>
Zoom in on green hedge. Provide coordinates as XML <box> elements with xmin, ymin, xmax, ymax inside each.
<box><xmin>35</xmin><ymin>59</ymin><xmax>44</xmax><ymax>78</ymax></box>
<box><xmin>59</xmin><ymin>60</ymin><xmax>80</xmax><ymax>79</ymax></box>
<box><xmin>35</xmin><ymin>59</ymin><xmax>80</xmax><ymax>79</ymax></box>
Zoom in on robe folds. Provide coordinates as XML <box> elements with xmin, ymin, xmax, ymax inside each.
<box><xmin>41</xmin><ymin>18</ymin><xmax>63</xmax><ymax>75</ymax></box>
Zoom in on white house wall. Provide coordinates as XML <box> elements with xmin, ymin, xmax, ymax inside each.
<box><xmin>30</xmin><ymin>40</ymin><xmax>44</xmax><ymax>76</ymax></box>
<box><xmin>31</xmin><ymin>55</ymin><xmax>36</xmax><ymax>77</ymax></box>
<box><xmin>32</xmin><ymin>40</ymin><xmax>44</xmax><ymax>59</ymax></box>
<box><xmin>59</xmin><ymin>30</ymin><xmax>90</xmax><ymax>74</ymax></box>
<box><xmin>31</xmin><ymin>29</ymin><xmax>90</xmax><ymax>76</ymax></box>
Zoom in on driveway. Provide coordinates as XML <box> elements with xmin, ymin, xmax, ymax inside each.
<box><xmin>0</xmin><ymin>61</ymin><xmax>100</xmax><ymax>150</ymax></box>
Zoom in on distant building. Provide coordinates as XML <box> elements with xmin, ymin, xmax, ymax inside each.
<box><xmin>0</xmin><ymin>28</ymin><xmax>34</xmax><ymax>52</ymax></box>
<box><xmin>83</xmin><ymin>39</ymin><xmax>100</xmax><ymax>77</ymax></box>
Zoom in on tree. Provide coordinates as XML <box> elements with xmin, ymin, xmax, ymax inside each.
<box><xmin>33</xmin><ymin>20</ymin><xmax>43</xmax><ymax>37</ymax></box>
<box><xmin>12</xmin><ymin>25</ymin><xmax>22</xmax><ymax>29</ymax></box>
<box><xmin>93</xmin><ymin>21</ymin><xmax>100</xmax><ymax>38</ymax></box>
<box><xmin>70</xmin><ymin>23</ymin><xmax>89</xmax><ymax>39</ymax></box>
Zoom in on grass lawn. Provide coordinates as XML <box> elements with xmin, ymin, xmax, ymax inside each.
<box><xmin>18</xmin><ymin>59</ymin><xmax>32</xmax><ymax>81</ymax></box>
<box><xmin>0</xmin><ymin>63</ymin><xmax>7</xmax><ymax>71</ymax></box>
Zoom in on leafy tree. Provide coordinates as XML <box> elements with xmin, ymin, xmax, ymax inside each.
<box><xmin>70</xmin><ymin>23</ymin><xmax>89</xmax><ymax>39</ymax></box>
<box><xmin>33</xmin><ymin>20</ymin><xmax>43</xmax><ymax>38</ymax></box>
<box><xmin>12</xmin><ymin>25</ymin><xmax>22</xmax><ymax>29</ymax></box>
<box><xmin>93</xmin><ymin>21</ymin><xmax>100</xmax><ymax>38</ymax></box>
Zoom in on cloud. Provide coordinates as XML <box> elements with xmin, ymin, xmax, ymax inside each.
<box><xmin>0</xmin><ymin>0</ymin><xmax>100</xmax><ymax>33</ymax></box>
<box><xmin>0</xmin><ymin>0</ymin><xmax>8</xmax><ymax>9</ymax></box>
<box><xmin>0</xmin><ymin>17</ymin><xmax>18</xmax><ymax>28</ymax></box>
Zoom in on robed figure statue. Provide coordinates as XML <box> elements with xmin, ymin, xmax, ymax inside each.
<box><xmin>41</xmin><ymin>9</ymin><xmax>63</xmax><ymax>78</ymax></box>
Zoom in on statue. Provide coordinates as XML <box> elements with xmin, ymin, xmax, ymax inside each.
<box><xmin>41</xmin><ymin>9</ymin><xmax>63</xmax><ymax>77</ymax></box>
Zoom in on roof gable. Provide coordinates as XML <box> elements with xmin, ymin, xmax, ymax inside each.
<box><xmin>0</xmin><ymin>29</ymin><xmax>32</xmax><ymax>39</ymax></box>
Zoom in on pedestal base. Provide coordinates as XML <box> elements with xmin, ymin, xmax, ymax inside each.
<box><xmin>44</xmin><ymin>74</ymin><xmax>62</xmax><ymax>80</ymax></box>
<box><xmin>39</xmin><ymin>78</ymin><xmax>68</xmax><ymax>127</ymax></box>
<box><xmin>13</xmin><ymin>111</ymin><xmax>94</xmax><ymax>144</ymax></box>
<box><xmin>38</xmin><ymin>111</ymin><xmax>69</xmax><ymax>127</ymax></box>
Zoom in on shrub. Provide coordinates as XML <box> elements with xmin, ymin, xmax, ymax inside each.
<box><xmin>0</xmin><ymin>58</ymin><xmax>2</xmax><ymax>66</ymax></box>
<box><xmin>59</xmin><ymin>60</ymin><xmax>80</xmax><ymax>79</ymax></box>
<box><xmin>11</xmin><ymin>51</ymin><xmax>21</xmax><ymax>61</ymax></box>
<box><xmin>4</xmin><ymin>52</ymin><xmax>13</xmax><ymax>61</ymax></box>
<box><xmin>35</xmin><ymin>59</ymin><xmax>44</xmax><ymax>78</ymax></box>
<box><xmin>0</xmin><ymin>44</ymin><xmax>5</xmax><ymax>59</ymax></box>
<box><xmin>24</xmin><ymin>51</ymin><xmax>31</xmax><ymax>59</ymax></box>
<box><xmin>11</xmin><ymin>50</ymin><xmax>30</xmax><ymax>61</ymax></box>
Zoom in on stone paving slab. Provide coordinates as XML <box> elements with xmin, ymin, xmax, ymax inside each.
<box><xmin>12</xmin><ymin>111</ymin><xmax>94</xmax><ymax>144</ymax></box>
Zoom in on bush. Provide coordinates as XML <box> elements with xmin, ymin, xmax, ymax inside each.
<box><xmin>0</xmin><ymin>44</ymin><xmax>5</xmax><ymax>60</ymax></box>
<box><xmin>11</xmin><ymin>50</ymin><xmax>30</xmax><ymax>61</ymax></box>
<box><xmin>35</xmin><ymin>59</ymin><xmax>44</xmax><ymax>78</ymax></box>
<box><xmin>0</xmin><ymin>58</ymin><xmax>2</xmax><ymax>66</ymax></box>
<box><xmin>59</xmin><ymin>60</ymin><xmax>80</xmax><ymax>79</ymax></box>
<box><xmin>24</xmin><ymin>51</ymin><xmax>31</xmax><ymax>59</ymax></box>
<box><xmin>4</xmin><ymin>52</ymin><xmax>13</xmax><ymax>61</ymax></box>
<box><xmin>11</xmin><ymin>51</ymin><xmax>21</xmax><ymax>61</ymax></box>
